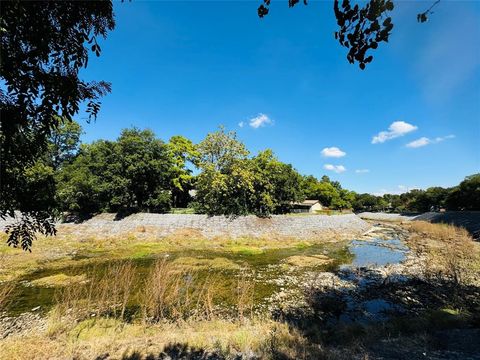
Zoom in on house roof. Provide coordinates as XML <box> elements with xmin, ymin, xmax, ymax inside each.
<box><xmin>292</xmin><ymin>199</ymin><xmax>320</xmax><ymax>207</ymax></box>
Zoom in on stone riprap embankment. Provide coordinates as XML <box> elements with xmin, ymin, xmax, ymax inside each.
<box><xmin>357</xmin><ymin>211</ymin><xmax>480</xmax><ymax>239</ymax></box>
<box><xmin>357</xmin><ymin>212</ymin><xmax>416</xmax><ymax>222</ymax></box>
<box><xmin>414</xmin><ymin>211</ymin><xmax>480</xmax><ymax>239</ymax></box>
<box><xmin>0</xmin><ymin>213</ymin><xmax>371</xmax><ymax>239</ymax></box>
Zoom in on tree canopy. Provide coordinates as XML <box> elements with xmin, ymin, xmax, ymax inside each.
<box><xmin>57</xmin><ymin>128</ymin><xmax>175</xmax><ymax>216</ymax></box>
<box><xmin>1</xmin><ymin>0</ymin><xmax>115</xmax><ymax>250</ymax></box>
<box><xmin>194</xmin><ymin>128</ymin><xmax>304</xmax><ymax>217</ymax></box>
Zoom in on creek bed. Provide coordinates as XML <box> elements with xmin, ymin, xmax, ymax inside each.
<box><xmin>6</xmin><ymin>228</ymin><xmax>410</xmax><ymax>320</ymax></box>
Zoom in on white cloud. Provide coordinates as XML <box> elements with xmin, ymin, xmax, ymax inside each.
<box><xmin>238</xmin><ymin>121</ymin><xmax>245</xmax><ymax>128</ymax></box>
<box><xmin>321</xmin><ymin>147</ymin><xmax>346</xmax><ymax>158</ymax></box>
<box><xmin>373</xmin><ymin>185</ymin><xmax>419</xmax><ymax>196</ymax></box>
<box><xmin>248</xmin><ymin>113</ymin><xmax>273</xmax><ymax>129</ymax></box>
<box><xmin>372</xmin><ymin>121</ymin><xmax>418</xmax><ymax>144</ymax></box>
<box><xmin>355</xmin><ymin>169</ymin><xmax>370</xmax><ymax>174</ymax></box>
<box><xmin>406</xmin><ymin>137</ymin><xmax>430</xmax><ymax>148</ymax></box>
<box><xmin>406</xmin><ymin>134</ymin><xmax>455</xmax><ymax>148</ymax></box>
<box><xmin>435</xmin><ymin>134</ymin><xmax>455</xmax><ymax>142</ymax></box>
<box><xmin>323</xmin><ymin>164</ymin><xmax>346</xmax><ymax>173</ymax></box>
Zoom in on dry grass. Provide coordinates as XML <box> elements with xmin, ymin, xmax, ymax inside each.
<box><xmin>0</xmin><ymin>317</ymin><xmax>294</xmax><ymax>360</ymax></box>
<box><xmin>0</xmin><ymin>281</ymin><xmax>15</xmax><ymax>311</ymax></box>
<box><xmin>53</xmin><ymin>261</ymin><xmax>136</xmax><ymax>323</ymax></box>
<box><xmin>141</xmin><ymin>258</ymin><xmax>218</xmax><ymax>322</ymax></box>
<box><xmin>408</xmin><ymin>221</ymin><xmax>480</xmax><ymax>286</ymax></box>
<box><xmin>49</xmin><ymin>257</ymin><xmax>251</xmax><ymax>327</ymax></box>
<box><xmin>236</xmin><ymin>272</ymin><xmax>254</xmax><ymax>321</ymax></box>
<box><xmin>284</xmin><ymin>254</ymin><xmax>333</xmax><ymax>268</ymax></box>
<box><xmin>30</xmin><ymin>273</ymin><xmax>87</xmax><ymax>287</ymax></box>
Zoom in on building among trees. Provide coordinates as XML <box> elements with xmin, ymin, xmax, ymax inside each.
<box><xmin>291</xmin><ymin>200</ymin><xmax>323</xmax><ymax>213</ymax></box>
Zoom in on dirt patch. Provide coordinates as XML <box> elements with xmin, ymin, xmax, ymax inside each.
<box><xmin>30</xmin><ymin>274</ymin><xmax>87</xmax><ymax>288</ymax></box>
<box><xmin>284</xmin><ymin>254</ymin><xmax>333</xmax><ymax>268</ymax></box>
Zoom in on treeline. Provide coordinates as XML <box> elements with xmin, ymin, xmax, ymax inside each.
<box><xmin>354</xmin><ymin>175</ymin><xmax>480</xmax><ymax>213</ymax></box>
<box><xmin>25</xmin><ymin>120</ymin><xmax>479</xmax><ymax>219</ymax></box>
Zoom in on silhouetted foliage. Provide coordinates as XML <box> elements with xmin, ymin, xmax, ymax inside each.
<box><xmin>417</xmin><ymin>0</ymin><xmax>441</xmax><ymax>23</ymax></box>
<box><xmin>334</xmin><ymin>0</ymin><xmax>394</xmax><ymax>70</ymax></box>
<box><xmin>1</xmin><ymin>1</ymin><xmax>115</xmax><ymax>250</ymax></box>
<box><xmin>258</xmin><ymin>0</ymin><xmax>441</xmax><ymax>69</ymax></box>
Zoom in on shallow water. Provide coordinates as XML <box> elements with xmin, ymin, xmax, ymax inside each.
<box><xmin>348</xmin><ymin>238</ymin><xmax>407</xmax><ymax>267</ymax></box>
<box><xmin>7</xmin><ymin>235</ymin><xmax>409</xmax><ymax>317</ymax></box>
<box><xmin>8</xmin><ymin>242</ymin><xmax>352</xmax><ymax>315</ymax></box>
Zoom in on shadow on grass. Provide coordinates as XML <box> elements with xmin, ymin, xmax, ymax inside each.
<box><xmin>274</xmin><ymin>266</ymin><xmax>480</xmax><ymax>357</ymax></box>
<box><xmin>110</xmin><ymin>342</ymin><xmax>241</xmax><ymax>360</ymax></box>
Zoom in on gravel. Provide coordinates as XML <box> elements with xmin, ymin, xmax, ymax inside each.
<box><xmin>357</xmin><ymin>212</ymin><xmax>416</xmax><ymax>222</ymax></box>
<box><xmin>59</xmin><ymin>213</ymin><xmax>371</xmax><ymax>239</ymax></box>
<box><xmin>0</xmin><ymin>213</ymin><xmax>371</xmax><ymax>239</ymax></box>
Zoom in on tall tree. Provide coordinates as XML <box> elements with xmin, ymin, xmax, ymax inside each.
<box><xmin>167</xmin><ymin>136</ymin><xmax>199</xmax><ymax>207</ymax></box>
<box><xmin>195</xmin><ymin>128</ymin><xmax>252</xmax><ymax>216</ymax></box>
<box><xmin>196</xmin><ymin>126</ymin><xmax>249</xmax><ymax>172</ymax></box>
<box><xmin>1</xmin><ymin>1</ymin><xmax>115</xmax><ymax>250</ymax></box>
<box><xmin>57</xmin><ymin>128</ymin><xmax>175</xmax><ymax>216</ymax></box>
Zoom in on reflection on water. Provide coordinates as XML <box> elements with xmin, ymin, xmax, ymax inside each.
<box><xmin>348</xmin><ymin>238</ymin><xmax>407</xmax><ymax>268</ymax></box>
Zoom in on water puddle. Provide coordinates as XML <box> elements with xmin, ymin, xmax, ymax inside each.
<box><xmin>347</xmin><ymin>238</ymin><xmax>407</xmax><ymax>268</ymax></box>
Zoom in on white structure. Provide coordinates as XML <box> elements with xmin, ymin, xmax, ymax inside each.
<box><xmin>291</xmin><ymin>199</ymin><xmax>323</xmax><ymax>213</ymax></box>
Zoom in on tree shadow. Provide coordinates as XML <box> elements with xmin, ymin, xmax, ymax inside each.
<box><xmin>105</xmin><ymin>342</ymin><xmax>244</xmax><ymax>360</ymax></box>
<box><xmin>62</xmin><ymin>212</ymin><xmax>94</xmax><ymax>223</ymax></box>
<box><xmin>274</xmin><ymin>266</ymin><xmax>480</xmax><ymax>349</ymax></box>
<box><xmin>114</xmin><ymin>207</ymin><xmax>138</xmax><ymax>221</ymax></box>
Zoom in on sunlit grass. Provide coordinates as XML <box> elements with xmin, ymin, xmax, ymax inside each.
<box><xmin>0</xmin><ymin>226</ymin><xmax>348</xmax><ymax>282</ymax></box>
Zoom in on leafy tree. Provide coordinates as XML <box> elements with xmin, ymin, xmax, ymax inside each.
<box><xmin>196</xmin><ymin>126</ymin><xmax>249</xmax><ymax>172</ymax></box>
<box><xmin>301</xmin><ymin>175</ymin><xmax>354</xmax><ymax>210</ymax></box>
<box><xmin>301</xmin><ymin>175</ymin><xmax>320</xmax><ymax>199</ymax></box>
<box><xmin>353</xmin><ymin>193</ymin><xmax>378</xmax><ymax>212</ymax></box>
<box><xmin>114</xmin><ymin>128</ymin><xmax>173</xmax><ymax>212</ymax></box>
<box><xmin>167</xmin><ymin>136</ymin><xmax>200</xmax><ymax>207</ymax></box>
<box><xmin>195</xmin><ymin>128</ymin><xmax>252</xmax><ymax>216</ymax></box>
<box><xmin>251</xmin><ymin>150</ymin><xmax>304</xmax><ymax>215</ymax></box>
<box><xmin>446</xmin><ymin>174</ymin><xmax>480</xmax><ymax>211</ymax></box>
<box><xmin>56</xmin><ymin>140</ymin><xmax>115</xmax><ymax>215</ymax></box>
<box><xmin>194</xmin><ymin>130</ymin><xmax>303</xmax><ymax>216</ymax></box>
<box><xmin>57</xmin><ymin>128</ymin><xmax>175</xmax><ymax>216</ymax></box>
<box><xmin>317</xmin><ymin>182</ymin><xmax>341</xmax><ymax>208</ymax></box>
<box><xmin>1</xmin><ymin>1</ymin><xmax>115</xmax><ymax>250</ymax></box>
<box><xmin>48</xmin><ymin>118</ymin><xmax>83</xmax><ymax>170</ymax></box>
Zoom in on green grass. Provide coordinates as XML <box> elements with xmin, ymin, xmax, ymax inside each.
<box><xmin>227</xmin><ymin>245</ymin><xmax>265</xmax><ymax>255</ymax></box>
<box><xmin>169</xmin><ymin>207</ymin><xmax>196</xmax><ymax>214</ymax></box>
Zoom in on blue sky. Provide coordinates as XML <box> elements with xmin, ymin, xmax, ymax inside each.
<box><xmin>79</xmin><ymin>0</ymin><xmax>480</xmax><ymax>195</ymax></box>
